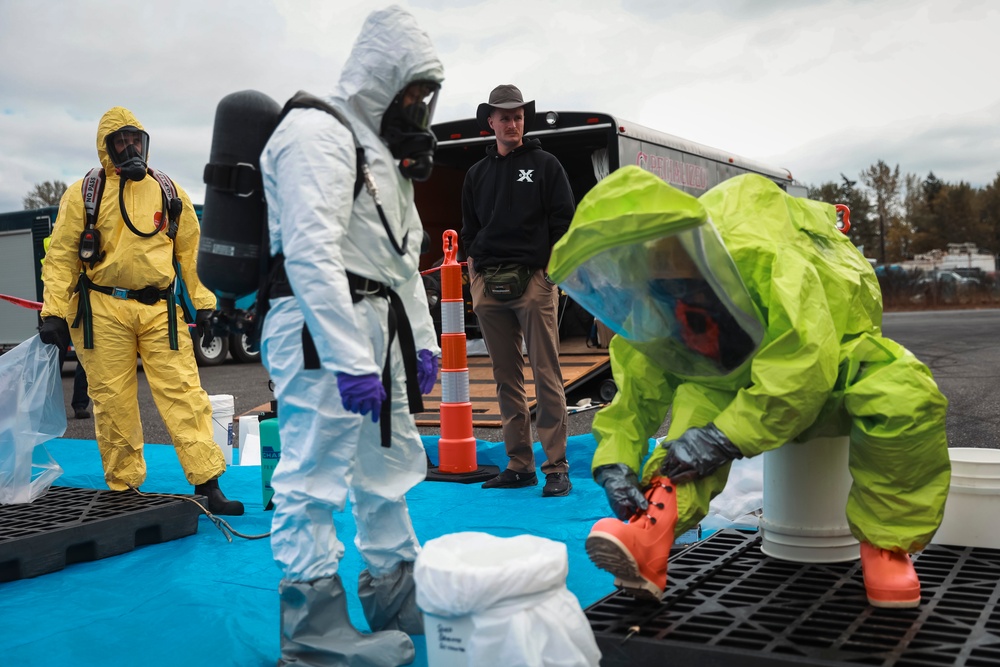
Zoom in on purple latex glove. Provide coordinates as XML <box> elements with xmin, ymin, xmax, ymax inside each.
<box><xmin>336</xmin><ymin>373</ymin><xmax>386</xmax><ymax>422</ymax></box>
<box><xmin>417</xmin><ymin>349</ymin><xmax>440</xmax><ymax>395</ymax></box>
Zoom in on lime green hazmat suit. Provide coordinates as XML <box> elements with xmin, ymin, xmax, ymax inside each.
<box><xmin>549</xmin><ymin>166</ymin><xmax>950</xmax><ymax>553</ymax></box>
<box><xmin>41</xmin><ymin>107</ymin><xmax>226</xmax><ymax>491</ymax></box>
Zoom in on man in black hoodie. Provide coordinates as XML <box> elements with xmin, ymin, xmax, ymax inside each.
<box><xmin>461</xmin><ymin>84</ymin><xmax>576</xmax><ymax>497</ymax></box>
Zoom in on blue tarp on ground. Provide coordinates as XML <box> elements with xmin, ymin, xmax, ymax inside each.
<box><xmin>1</xmin><ymin>435</ymin><xmax>618</xmax><ymax>667</ymax></box>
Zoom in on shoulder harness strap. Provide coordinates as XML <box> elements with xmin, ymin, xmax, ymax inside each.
<box><xmin>147</xmin><ymin>168</ymin><xmax>184</xmax><ymax>239</ymax></box>
<box><xmin>84</xmin><ymin>166</ymin><xmax>183</xmax><ymax>239</ymax></box>
<box><xmin>78</xmin><ymin>168</ymin><xmax>107</xmax><ymax>270</ymax></box>
<box><xmin>280</xmin><ymin>91</ymin><xmax>365</xmax><ymax>199</ymax></box>
<box><xmin>281</xmin><ymin>91</ymin><xmax>406</xmax><ymax>255</ymax></box>
<box><xmin>81</xmin><ymin>167</ymin><xmax>105</xmax><ymax>229</ymax></box>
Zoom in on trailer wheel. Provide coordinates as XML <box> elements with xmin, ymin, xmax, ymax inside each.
<box><xmin>599</xmin><ymin>378</ymin><xmax>618</xmax><ymax>402</ymax></box>
<box><xmin>229</xmin><ymin>332</ymin><xmax>261</xmax><ymax>364</ymax></box>
<box><xmin>193</xmin><ymin>332</ymin><xmax>229</xmax><ymax>367</ymax></box>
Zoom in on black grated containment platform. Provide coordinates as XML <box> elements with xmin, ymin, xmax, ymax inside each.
<box><xmin>586</xmin><ymin>529</ymin><xmax>1000</xmax><ymax>667</ymax></box>
<box><xmin>0</xmin><ymin>485</ymin><xmax>204</xmax><ymax>583</ymax></box>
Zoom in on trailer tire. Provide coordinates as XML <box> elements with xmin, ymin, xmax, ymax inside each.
<box><xmin>192</xmin><ymin>332</ymin><xmax>229</xmax><ymax>367</ymax></box>
<box><xmin>229</xmin><ymin>332</ymin><xmax>261</xmax><ymax>364</ymax></box>
<box><xmin>599</xmin><ymin>378</ymin><xmax>618</xmax><ymax>402</ymax></box>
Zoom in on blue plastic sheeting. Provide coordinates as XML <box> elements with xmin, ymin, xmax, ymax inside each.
<box><xmin>0</xmin><ymin>435</ymin><xmax>618</xmax><ymax>667</ymax></box>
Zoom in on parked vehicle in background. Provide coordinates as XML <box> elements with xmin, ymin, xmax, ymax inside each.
<box><xmin>913</xmin><ymin>269</ymin><xmax>981</xmax><ymax>306</ymax></box>
<box><xmin>917</xmin><ymin>270</ymin><xmax>979</xmax><ymax>287</ymax></box>
<box><xmin>0</xmin><ymin>206</ymin><xmax>55</xmax><ymax>354</ymax></box>
<box><xmin>952</xmin><ymin>267</ymin><xmax>987</xmax><ymax>283</ymax></box>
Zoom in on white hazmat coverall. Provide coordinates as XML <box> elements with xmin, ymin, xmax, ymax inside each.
<box><xmin>259</xmin><ymin>6</ymin><xmax>443</xmax><ymax>665</ymax></box>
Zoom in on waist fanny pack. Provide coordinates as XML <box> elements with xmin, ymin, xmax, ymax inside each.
<box><xmin>482</xmin><ymin>264</ymin><xmax>533</xmax><ymax>301</ymax></box>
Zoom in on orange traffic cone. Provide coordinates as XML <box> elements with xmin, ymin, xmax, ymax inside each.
<box><xmin>586</xmin><ymin>477</ymin><xmax>678</xmax><ymax>599</ymax></box>
<box><xmin>425</xmin><ymin>230</ymin><xmax>499</xmax><ymax>484</ymax></box>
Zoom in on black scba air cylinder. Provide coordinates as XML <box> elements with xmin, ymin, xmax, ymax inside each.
<box><xmin>198</xmin><ymin>90</ymin><xmax>281</xmax><ymax>300</ymax></box>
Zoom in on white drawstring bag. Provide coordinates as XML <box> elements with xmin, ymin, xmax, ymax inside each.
<box><xmin>415</xmin><ymin>531</ymin><xmax>601</xmax><ymax>667</ymax></box>
<box><xmin>0</xmin><ymin>335</ymin><xmax>66</xmax><ymax>504</ymax></box>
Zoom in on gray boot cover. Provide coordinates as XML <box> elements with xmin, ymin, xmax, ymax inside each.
<box><xmin>278</xmin><ymin>575</ymin><xmax>415</xmax><ymax>667</ymax></box>
<box><xmin>358</xmin><ymin>561</ymin><xmax>424</xmax><ymax>635</ymax></box>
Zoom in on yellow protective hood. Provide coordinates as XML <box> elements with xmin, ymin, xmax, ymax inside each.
<box><xmin>548</xmin><ymin>166</ymin><xmax>705</xmax><ymax>284</ymax></box>
<box><xmin>550</xmin><ymin>166</ymin><xmax>765</xmax><ymax>377</ymax></box>
<box><xmin>97</xmin><ymin>107</ymin><xmax>145</xmax><ymax>174</ymax></box>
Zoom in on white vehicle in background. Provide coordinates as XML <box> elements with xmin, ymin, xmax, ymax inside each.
<box><xmin>0</xmin><ymin>206</ymin><xmax>55</xmax><ymax>355</ymax></box>
<box><xmin>917</xmin><ymin>270</ymin><xmax>980</xmax><ymax>287</ymax></box>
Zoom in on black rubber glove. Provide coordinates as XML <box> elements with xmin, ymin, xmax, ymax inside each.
<box><xmin>195</xmin><ymin>309</ymin><xmax>216</xmax><ymax>348</ymax></box>
<box><xmin>594</xmin><ymin>463</ymin><xmax>649</xmax><ymax>521</ymax></box>
<box><xmin>38</xmin><ymin>316</ymin><xmax>70</xmax><ymax>350</ymax></box>
<box><xmin>659</xmin><ymin>423</ymin><xmax>744</xmax><ymax>484</ymax></box>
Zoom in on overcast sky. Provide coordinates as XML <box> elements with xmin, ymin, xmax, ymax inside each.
<box><xmin>1</xmin><ymin>0</ymin><xmax>997</xmax><ymax>212</ymax></box>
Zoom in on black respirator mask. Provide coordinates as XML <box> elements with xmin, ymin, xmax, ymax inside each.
<box><xmin>381</xmin><ymin>81</ymin><xmax>440</xmax><ymax>182</ymax></box>
<box><xmin>106</xmin><ymin>127</ymin><xmax>150</xmax><ymax>182</ymax></box>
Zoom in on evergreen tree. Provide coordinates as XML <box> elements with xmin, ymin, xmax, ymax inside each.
<box><xmin>860</xmin><ymin>161</ymin><xmax>902</xmax><ymax>263</ymax></box>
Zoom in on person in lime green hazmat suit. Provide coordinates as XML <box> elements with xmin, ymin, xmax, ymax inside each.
<box><xmin>547</xmin><ymin>165</ymin><xmax>951</xmax><ymax>608</ymax></box>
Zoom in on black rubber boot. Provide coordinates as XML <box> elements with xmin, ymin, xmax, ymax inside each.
<box><xmin>194</xmin><ymin>477</ymin><xmax>244</xmax><ymax>516</ymax></box>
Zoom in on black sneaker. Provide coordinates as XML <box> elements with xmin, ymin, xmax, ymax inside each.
<box><xmin>74</xmin><ymin>409</ymin><xmax>91</xmax><ymax>420</ymax></box>
<box><xmin>481</xmin><ymin>468</ymin><xmax>538</xmax><ymax>489</ymax></box>
<box><xmin>542</xmin><ymin>472</ymin><xmax>572</xmax><ymax>497</ymax></box>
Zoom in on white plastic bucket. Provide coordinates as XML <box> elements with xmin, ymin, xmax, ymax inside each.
<box><xmin>237</xmin><ymin>415</ymin><xmax>261</xmax><ymax>466</ymax></box>
<box><xmin>759</xmin><ymin>436</ymin><xmax>860</xmax><ymax>563</ymax></box>
<box><xmin>932</xmin><ymin>447</ymin><xmax>1000</xmax><ymax>548</ymax></box>
<box><xmin>209</xmin><ymin>394</ymin><xmax>235</xmax><ymax>465</ymax></box>
<box><xmin>414</xmin><ymin>532</ymin><xmax>600</xmax><ymax>667</ymax></box>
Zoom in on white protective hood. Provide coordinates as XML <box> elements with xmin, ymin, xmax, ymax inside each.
<box><xmin>260</xmin><ymin>5</ymin><xmax>444</xmax><ymax>377</ymax></box>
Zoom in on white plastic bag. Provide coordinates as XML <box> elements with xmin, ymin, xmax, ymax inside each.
<box><xmin>0</xmin><ymin>335</ymin><xmax>66</xmax><ymax>504</ymax></box>
<box><xmin>705</xmin><ymin>447</ymin><xmax>764</xmax><ymax>531</ymax></box>
<box><xmin>415</xmin><ymin>532</ymin><xmax>601</xmax><ymax>667</ymax></box>
<box><xmin>654</xmin><ymin>435</ymin><xmax>765</xmax><ymax>531</ymax></box>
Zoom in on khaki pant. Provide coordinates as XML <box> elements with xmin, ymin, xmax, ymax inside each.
<box><xmin>471</xmin><ymin>266</ymin><xmax>568</xmax><ymax>475</ymax></box>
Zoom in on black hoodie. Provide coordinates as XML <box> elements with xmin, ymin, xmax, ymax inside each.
<box><xmin>461</xmin><ymin>138</ymin><xmax>575</xmax><ymax>269</ymax></box>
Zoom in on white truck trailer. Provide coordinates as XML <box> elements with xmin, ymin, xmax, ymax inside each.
<box><xmin>0</xmin><ymin>206</ymin><xmax>56</xmax><ymax>353</ymax></box>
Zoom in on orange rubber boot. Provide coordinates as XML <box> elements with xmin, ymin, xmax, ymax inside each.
<box><xmin>585</xmin><ymin>477</ymin><xmax>678</xmax><ymax>600</ymax></box>
<box><xmin>859</xmin><ymin>542</ymin><xmax>921</xmax><ymax>608</ymax></box>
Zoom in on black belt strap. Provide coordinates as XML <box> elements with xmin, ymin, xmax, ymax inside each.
<box><xmin>377</xmin><ymin>287</ymin><xmax>424</xmax><ymax>446</ymax></box>
<box><xmin>267</xmin><ymin>258</ymin><xmax>423</xmax><ymax>446</ymax></box>
<box><xmin>73</xmin><ymin>275</ymin><xmax>178</xmax><ymax>350</ymax></box>
<box><xmin>84</xmin><ymin>280</ymin><xmax>171</xmax><ymax>305</ymax></box>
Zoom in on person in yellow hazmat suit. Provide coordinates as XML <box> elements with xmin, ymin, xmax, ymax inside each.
<box><xmin>548</xmin><ymin>166</ymin><xmax>950</xmax><ymax>609</ymax></box>
<box><xmin>38</xmin><ymin>106</ymin><xmax>243</xmax><ymax>515</ymax></box>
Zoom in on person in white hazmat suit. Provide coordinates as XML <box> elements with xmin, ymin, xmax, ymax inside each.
<box><xmin>258</xmin><ymin>6</ymin><xmax>443</xmax><ymax>665</ymax></box>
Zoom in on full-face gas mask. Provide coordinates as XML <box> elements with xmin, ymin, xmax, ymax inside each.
<box><xmin>105</xmin><ymin>126</ymin><xmax>149</xmax><ymax>181</ymax></box>
<box><xmin>380</xmin><ymin>81</ymin><xmax>440</xmax><ymax>181</ymax></box>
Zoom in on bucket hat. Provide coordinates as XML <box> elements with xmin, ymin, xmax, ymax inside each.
<box><xmin>476</xmin><ymin>84</ymin><xmax>535</xmax><ymax>131</ymax></box>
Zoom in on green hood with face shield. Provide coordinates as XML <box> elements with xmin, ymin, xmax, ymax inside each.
<box><xmin>550</xmin><ymin>166</ymin><xmax>765</xmax><ymax>378</ymax></box>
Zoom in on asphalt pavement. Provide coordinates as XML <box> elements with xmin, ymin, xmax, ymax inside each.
<box><xmin>56</xmin><ymin>308</ymin><xmax>1000</xmax><ymax>450</ymax></box>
